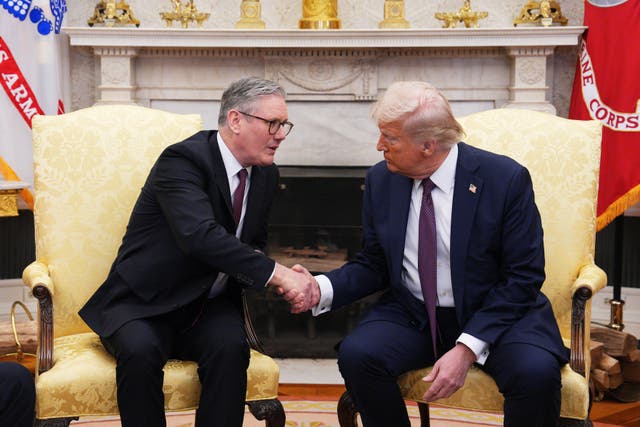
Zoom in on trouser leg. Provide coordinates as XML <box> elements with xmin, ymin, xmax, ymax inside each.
<box><xmin>102</xmin><ymin>318</ymin><xmax>172</xmax><ymax>427</ymax></box>
<box><xmin>178</xmin><ymin>296</ymin><xmax>250</xmax><ymax>427</ymax></box>
<box><xmin>483</xmin><ymin>343</ymin><xmax>562</xmax><ymax>427</ymax></box>
<box><xmin>337</xmin><ymin>319</ymin><xmax>434</xmax><ymax>427</ymax></box>
<box><xmin>0</xmin><ymin>362</ymin><xmax>35</xmax><ymax>427</ymax></box>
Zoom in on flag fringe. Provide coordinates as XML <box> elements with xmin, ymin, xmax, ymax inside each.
<box><xmin>596</xmin><ymin>184</ymin><xmax>640</xmax><ymax>231</ymax></box>
<box><xmin>0</xmin><ymin>155</ymin><xmax>34</xmax><ymax>210</ymax></box>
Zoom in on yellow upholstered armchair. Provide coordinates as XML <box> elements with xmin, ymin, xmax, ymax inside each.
<box><xmin>24</xmin><ymin>105</ymin><xmax>285</xmax><ymax>427</ymax></box>
<box><xmin>337</xmin><ymin>109</ymin><xmax>607</xmax><ymax>427</ymax></box>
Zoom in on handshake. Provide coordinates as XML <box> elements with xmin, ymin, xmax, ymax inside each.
<box><xmin>268</xmin><ymin>263</ymin><xmax>320</xmax><ymax>314</ymax></box>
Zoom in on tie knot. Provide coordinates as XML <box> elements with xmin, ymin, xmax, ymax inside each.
<box><xmin>238</xmin><ymin>168</ymin><xmax>248</xmax><ymax>180</ymax></box>
<box><xmin>422</xmin><ymin>178</ymin><xmax>436</xmax><ymax>194</ymax></box>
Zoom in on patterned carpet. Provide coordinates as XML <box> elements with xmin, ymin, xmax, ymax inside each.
<box><xmin>70</xmin><ymin>400</ymin><xmax>504</xmax><ymax>426</ymax></box>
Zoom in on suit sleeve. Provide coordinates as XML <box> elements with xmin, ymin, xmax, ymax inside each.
<box><xmin>326</xmin><ymin>169</ymin><xmax>390</xmax><ymax>309</ymax></box>
<box><xmin>462</xmin><ymin>166</ymin><xmax>546</xmax><ymax>345</ymax></box>
<box><xmin>152</xmin><ymin>145</ymin><xmax>275</xmax><ymax>289</ymax></box>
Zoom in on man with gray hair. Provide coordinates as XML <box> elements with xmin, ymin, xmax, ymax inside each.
<box><xmin>80</xmin><ymin>77</ymin><xmax>317</xmax><ymax>427</ymax></box>
<box><xmin>297</xmin><ymin>81</ymin><xmax>569</xmax><ymax>426</ymax></box>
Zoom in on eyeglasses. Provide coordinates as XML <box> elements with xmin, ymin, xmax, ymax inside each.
<box><xmin>237</xmin><ymin>111</ymin><xmax>294</xmax><ymax>136</ymax></box>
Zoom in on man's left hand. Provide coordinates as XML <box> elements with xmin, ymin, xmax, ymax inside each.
<box><xmin>421</xmin><ymin>343</ymin><xmax>476</xmax><ymax>402</ymax></box>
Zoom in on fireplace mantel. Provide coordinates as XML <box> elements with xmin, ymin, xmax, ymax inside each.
<box><xmin>64</xmin><ymin>26</ymin><xmax>585</xmax><ymax>166</ymax></box>
<box><xmin>66</xmin><ymin>27</ymin><xmax>584</xmax><ymax>49</ymax></box>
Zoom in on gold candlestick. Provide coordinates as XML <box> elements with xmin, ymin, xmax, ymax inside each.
<box><xmin>513</xmin><ymin>1</ymin><xmax>568</xmax><ymax>26</ymax></box>
<box><xmin>379</xmin><ymin>0</ymin><xmax>409</xmax><ymax>29</ymax></box>
<box><xmin>160</xmin><ymin>0</ymin><xmax>210</xmax><ymax>28</ymax></box>
<box><xmin>236</xmin><ymin>0</ymin><xmax>266</xmax><ymax>29</ymax></box>
<box><xmin>435</xmin><ymin>0</ymin><xmax>488</xmax><ymax>29</ymax></box>
<box><xmin>88</xmin><ymin>1</ymin><xmax>140</xmax><ymax>27</ymax></box>
<box><xmin>299</xmin><ymin>0</ymin><xmax>341</xmax><ymax>29</ymax></box>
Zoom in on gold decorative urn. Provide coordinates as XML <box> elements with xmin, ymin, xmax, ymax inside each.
<box><xmin>299</xmin><ymin>0</ymin><xmax>341</xmax><ymax>29</ymax></box>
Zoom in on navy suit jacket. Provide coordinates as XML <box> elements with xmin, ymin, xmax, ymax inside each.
<box><xmin>326</xmin><ymin>142</ymin><xmax>569</xmax><ymax>361</ymax></box>
<box><xmin>79</xmin><ymin>130</ymin><xmax>279</xmax><ymax>337</ymax></box>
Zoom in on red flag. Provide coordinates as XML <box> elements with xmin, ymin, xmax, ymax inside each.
<box><xmin>569</xmin><ymin>0</ymin><xmax>640</xmax><ymax>231</ymax></box>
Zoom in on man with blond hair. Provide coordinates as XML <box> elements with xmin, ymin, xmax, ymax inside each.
<box><xmin>298</xmin><ymin>81</ymin><xmax>568</xmax><ymax>427</ymax></box>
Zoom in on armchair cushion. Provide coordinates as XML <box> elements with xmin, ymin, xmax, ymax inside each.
<box><xmin>398</xmin><ymin>363</ymin><xmax>589</xmax><ymax>418</ymax></box>
<box><xmin>35</xmin><ymin>333</ymin><xmax>279</xmax><ymax>419</ymax></box>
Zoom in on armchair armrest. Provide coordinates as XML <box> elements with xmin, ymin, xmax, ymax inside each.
<box><xmin>22</xmin><ymin>261</ymin><xmax>55</xmax><ymax>375</ymax></box>
<box><xmin>570</xmin><ymin>263</ymin><xmax>607</xmax><ymax>377</ymax></box>
<box><xmin>571</xmin><ymin>264</ymin><xmax>608</xmax><ymax>296</ymax></box>
<box><xmin>23</xmin><ymin>261</ymin><xmax>54</xmax><ymax>294</ymax></box>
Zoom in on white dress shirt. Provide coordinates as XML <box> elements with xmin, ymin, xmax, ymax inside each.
<box><xmin>313</xmin><ymin>144</ymin><xmax>489</xmax><ymax>363</ymax></box>
<box><xmin>208</xmin><ymin>133</ymin><xmax>253</xmax><ymax>298</ymax></box>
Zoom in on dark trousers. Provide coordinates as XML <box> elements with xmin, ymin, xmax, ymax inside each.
<box><xmin>337</xmin><ymin>301</ymin><xmax>562</xmax><ymax>427</ymax></box>
<box><xmin>0</xmin><ymin>362</ymin><xmax>36</xmax><ymax>427</ymax></box>
<box><xmin>101</xmin><ymin>295</ymin><xmax>250</xmax><ymax>427</ymax></box>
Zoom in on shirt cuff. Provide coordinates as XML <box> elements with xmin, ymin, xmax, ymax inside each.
<box><xmin>457</xmin><ymin>333</ymin><xmax>490</xmax><ymax>365</ymax></box>
<box><xmin>311</xmin><ymin>274</ymin><xmax>333</xmax><ymax>316</ymax></box>
<box><xmin>264</xmin><ymin>263</ymin><xmax>275</xmax><ymax>287</ymax></box>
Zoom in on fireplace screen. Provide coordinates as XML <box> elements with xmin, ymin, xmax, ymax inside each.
<box><xmin>246</xmin><ymin>167</ymin><xmax>381</xmax><ymax>358</ymax></box>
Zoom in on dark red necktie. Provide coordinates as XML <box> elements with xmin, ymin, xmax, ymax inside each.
<box><xmin>418</xmin><ymin>178</ymin><xmax>438</xmax><ymax>356</ymax></box>
<box><xmin>233</xmin><ymin>168</ymin><xmax>247</xmax><ymax>225</ymax></box>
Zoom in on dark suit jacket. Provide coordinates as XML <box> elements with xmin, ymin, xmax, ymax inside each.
<box><xmin>326</xmin><ymin>142</ymin><xmax>569</xmax><ymax>361</ymax></box>
<box><xmin>79</xmin><ymin>130</ymin><xmax>279</xmax><ymax>337</ymax></box>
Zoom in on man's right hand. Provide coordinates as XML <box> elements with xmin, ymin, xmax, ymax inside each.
<box><xmin>268</xmin><ymin>263</ymin><xmax>320</xmax><ymax>313</ymax></box>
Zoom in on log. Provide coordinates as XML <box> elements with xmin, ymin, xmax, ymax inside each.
<box><xmin>592</xmin><ymin>368</ymin><xmax>609</xmax><ymax>391</ymax></box>
<box><xmin>590</xmin><ymin>327</ymin><xmax>638</xmax><ymax>358</ymax></box>
<box><xmin>621</xmin><ymin>360</ymin><xmax>640</xmax><ymax>383</ymax></box>
<box><xmin>608</xmin><ymin>372</ymin><xmax>624</xmax><ymax>389</ymax></box>
<box><xmin>0</xmin><ymin>319</ymin><xmax>37</xmax><ymax>356</ymax></box>
<box><xmin>621</xmin><ymin>348</ymin><xmax>640</xmax><ymax>363</ymax></box>
<box><xmin>597</xmin><ymin>353</ymin><xmax>621</xmax><ymax>375</ymax></box>
<box><xmin>590</xmin><ymin>340</ymin><xmax>605</xmax><ymax>368</ymax></box>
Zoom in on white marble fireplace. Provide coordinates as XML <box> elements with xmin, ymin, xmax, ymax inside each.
<box><xmin>65</xmin><ymin>26</ymin><xmax>584</xmax><ymax>167</ymax></box>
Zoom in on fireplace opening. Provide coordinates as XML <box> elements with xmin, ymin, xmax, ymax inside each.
<box><xmin>246</xmin><ymin>166</ymin><xmax>381</xmax><ymax>358</ymax></box>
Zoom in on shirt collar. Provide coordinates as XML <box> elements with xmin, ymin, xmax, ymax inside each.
<box><xmin>217</xmin><ymin>132</ymin><xmax>252</xmax><ymax>180</ymax></box>
<box><xmin>416</xmin><ymin>143</ymin><xmax>458</xmax><ymax>194</ymax></box>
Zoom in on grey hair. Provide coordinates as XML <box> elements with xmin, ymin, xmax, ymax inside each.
<box><xmin>371</xmin><ymin>81</ymin><xmax>464</xmax><ymax>149</ymax></box>
<box><xmin>218</xmin><ymin>77</ymin><xmax>286</xmax><ymax>126</ymax></box>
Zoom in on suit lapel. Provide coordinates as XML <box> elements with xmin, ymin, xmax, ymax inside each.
<box><xmin>389</xmin><ymin>173</ymin><xmax>413</xmax><ymax>285</ymax></box>
<box><xmin>241</xmin><ymin>167</ymin><xmax>266</xmax><ymax>242</ymax></box>
<box><xmin>450</xmin><ymin>143</ymin><xmax>483</xmax><ymax>316</ymax></box>
<box><xmin>209</xmin><ymin>132</ymin><xmax>234</xmax><ymax>224</ymax></box>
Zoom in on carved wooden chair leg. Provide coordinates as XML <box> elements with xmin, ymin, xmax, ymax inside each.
<box><xmin>35</xmin><ymin>417</ymin><xmax>79</xmax><ymax>427</ymax></box>
<box><xmin>246</xmin><ymin>398</ymin><xmax>285</xmax><ymax>427</ymax></box>
<box><xmin>418</xmin><ymin>402</ymin><xmax>431</xmax><ymax>427</ymax></box>
<box><xmin>337</xmin><ymin>391</ymin><xmax>359</xmax><ymax>427</ymax></box>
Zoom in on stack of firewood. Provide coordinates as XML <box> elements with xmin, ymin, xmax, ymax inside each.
<box><xmin>590</xmin><ymin>326</ymin><xmax>640</xmax><ymax>400</ymax></box>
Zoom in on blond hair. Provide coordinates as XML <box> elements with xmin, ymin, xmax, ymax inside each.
<box><xmin>371</xmin><ymin>81</ymin><xmax>464</xmax><ymax>149</ymax></box>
